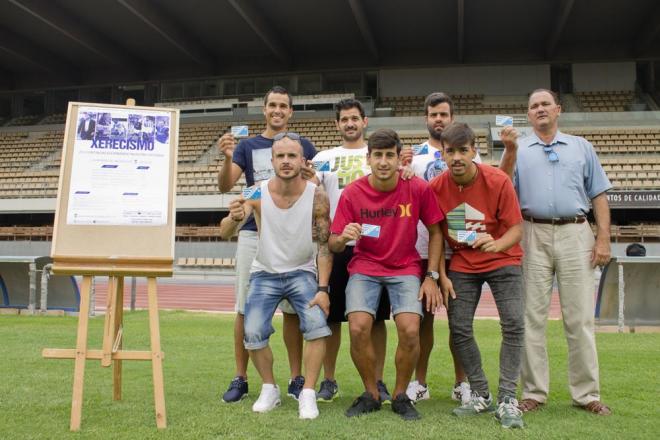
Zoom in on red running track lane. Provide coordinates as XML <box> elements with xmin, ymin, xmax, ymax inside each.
<box><xmin>90</xmin><ymin>279</ymin><xmax>564</xmax><ymax>319</ymax></box>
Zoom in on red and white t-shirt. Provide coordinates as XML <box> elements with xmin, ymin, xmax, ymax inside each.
<box><xmin>331</xmin><ymin>174</ymin><xmax>445</xmax><ymax>277</ymax></box>
<box><xmin>429</xmin><ymin>163</ymin><xmax>523</xmax><ymax>273</ymax></box>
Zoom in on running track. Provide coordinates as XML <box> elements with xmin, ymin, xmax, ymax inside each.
<box><xmin>90</xmin><ymin>276</ymin><xmax>564</xmax><ymax>319</ymax></box>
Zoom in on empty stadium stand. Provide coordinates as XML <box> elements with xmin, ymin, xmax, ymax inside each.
<box><xmin>2</xmin><ymin>121</ymin><xmax>660</xmax><ymax>199</ymax></box>
<box><xmin>38</xmin><ymin>113</ymin><xmax>67</xmax><ymax>125</ymax></box>
<box><xmin>575</xmin><ymin>90</ymin><xmax>636</xmax><ymax>112</ymax></box>
<box><xmin>4</xmin><ymin>115</ymin><xmax>43</xmax><ymax>127</ymax></box>
<box><xmin>1</xmin><ymin>107</ymin><xmax>659</xmax><ymax>269</ymax></box>
<box><xmin>157</xmin><ymin>93</ymin><xmax>356</xmax><ymax>114</ymax></box>
<box><xmin>176</xmin><ymin>257</ymin><xmax>235</xmax><ymax>268</ymax></box>
<box><xmin>380</xmin><ymin>95</ymin><xmax>528</xmax><ymax>116</ymax></box>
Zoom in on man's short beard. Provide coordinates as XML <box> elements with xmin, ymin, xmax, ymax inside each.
<box><xmin>428</xmin><ymin>127</ymin><xmax>443</xmax><ymax>141</ymax></box>
<box><xmin>341</xmin><ymin>131</ymin><xmax>362</xmax><ymax>143</ymax></box>
<box><xmin>275</xmin><ymin>169</ymin><xmax>300</xmax><ymax>180</ymax></box>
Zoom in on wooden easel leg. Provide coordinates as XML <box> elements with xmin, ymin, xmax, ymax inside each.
<box><xmin>113</xmin><ymin>277</ymin><xmax>124</xmax><ymax>400</ymax></box>
<box><xmin>70</xmin><ymin>276</ymin><xmax>92</xmax><ymax>432</ymax></box>
<box><xmin>101</xmin><ymin>276</ymin><xmax>117</xmax><ymax>368</ymax></box>
<box><xmin>147</xmin><ymin>277</ymin><xmax>167</xmax><ymax>429</ymax></box>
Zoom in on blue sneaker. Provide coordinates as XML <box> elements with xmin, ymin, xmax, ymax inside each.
<box><xmin>287</xmin><ymin>375</ymin><xmax>305</xmax><ymax>400</ymax></box>
<box><xmin>222</xmin><ymin>376</ymin><xmax>248</xmax><ymax>403</ymax></box>
<box><xmin>377</xmin><ymin>380</ymin><xmax>392</xmax><ymax>405</ymax></box>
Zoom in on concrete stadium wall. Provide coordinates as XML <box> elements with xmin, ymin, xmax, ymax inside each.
<box><xmin>0</xmin><ymin>241</ymin><xmax>238</xmax><ymax>260</ymax></box>
<box><xmin>379</xmin><ymin>65</ymin><xmax>550</xmax><ymax>97</ymax></box>
<box><xmin>573</xmin><ymin>62</ymin><xmax>636</xmax><ymax>92</ymax></box>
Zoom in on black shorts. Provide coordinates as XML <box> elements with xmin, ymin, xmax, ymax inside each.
<box><xmin>327</xmin><ymin>246</ymin><xmax>391</xmax><ymax>323</ymax></box>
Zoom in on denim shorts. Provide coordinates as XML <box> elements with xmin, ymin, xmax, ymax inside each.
<box><xmin>243</xmin><ymin>269</ymin><xmax>331</xmax><ymax>350</ymax></box>
<box><xmin>345</xmin><ymin>273</ymin><xmax>423</xmax><ymax>318</ymax></box>
<box><xmin>327</xmin><ymin>246</ymin><xmax>391</xmax><ymax>323</ymax></box>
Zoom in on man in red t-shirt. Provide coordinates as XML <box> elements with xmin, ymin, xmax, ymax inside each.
<box><xmin>429</xmin><ymin>122</ymin><xmax>525</xmax><ymax>429</ymax></box>
<box><xmin>330</xmin><ymin>128</ymin><xmax>445</xmax><ymax>421</ymax></box>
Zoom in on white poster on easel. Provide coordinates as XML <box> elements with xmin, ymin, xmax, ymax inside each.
<box><xmin>67</xmin><ymin>106</ymin><xmax>171</xmax><ymax>226</ymax></box>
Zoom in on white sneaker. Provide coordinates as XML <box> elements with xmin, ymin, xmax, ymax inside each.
<box><xmin>452</xmin><ymin>381</ymin><xmax>471</xmax><ymax>405</ymax></box>
<box><xmin>298</xmin><ymin>388</ymin><xmax>319</xmax><ymax>419</ymax></box>
<box><xmin>405</xmin><ymin>380</ymin><xmax>430</xmax><ymax>402</ymax></box>
<box><xmin>252</xmin><ymin>384</ymin><xmax>281</xmax><ymax>413</ymax></box>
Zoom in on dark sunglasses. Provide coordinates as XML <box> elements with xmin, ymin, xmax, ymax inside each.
<box><xmin>543</xmin><ymin>145</ymin><xmax>559</xmax><ymax>162</ymax></box>
<box><xmin>273</xmin><ymin>132</ymin><xmax>301</xmax><ymax>142</ymax></box>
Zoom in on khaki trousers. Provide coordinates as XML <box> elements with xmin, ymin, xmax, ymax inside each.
<box><xmin>520</xmin><ymin>220</ymin><xmax>601</xmax><ymax>406</ymax></box>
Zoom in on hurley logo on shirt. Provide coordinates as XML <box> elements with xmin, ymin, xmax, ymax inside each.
<box><xmin>360</xmin><ymin>203</ymin><xmax>412</xmax><ymax>219</ymax></box>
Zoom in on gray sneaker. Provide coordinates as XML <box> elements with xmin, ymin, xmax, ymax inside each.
<box><xmin>452</xmin><ymin>392</ymin><xmax>495</xmax><ymax>417</ymax></box>
<box><xmin>316</xmin><ymin>379</ymin><xmax>339</xmax><ymax>402</ymax></box>
<box><xmin>496</xmin><ymin>397</ymin><xmax>524</xmax><ymax>428</ymax></box>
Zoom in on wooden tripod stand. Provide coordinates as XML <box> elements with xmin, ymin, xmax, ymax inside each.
<box><xmin>43</xmin><ymin>268</ymin><xmax>167</xmax><ymax>431</ymax></box>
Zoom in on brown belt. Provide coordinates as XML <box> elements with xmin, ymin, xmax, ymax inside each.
<box><xmin>522</xmin><ymin>214</ymin><xmax>587</xmax><ymax>225</ymax></box>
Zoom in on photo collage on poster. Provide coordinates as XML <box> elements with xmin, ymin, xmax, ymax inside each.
<box><xmin>76</xmin><ymin>110</ymin><xmax>170</xmax><ymax>146</ymax></box>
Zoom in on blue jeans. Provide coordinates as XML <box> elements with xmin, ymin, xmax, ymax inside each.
<box><xmin>234</xmin><ymin>230</ymin><xmax>295</xmax><ymax>315</ymax></box>
<box><xmin>243</xmin><ymin>269</ymin><xmax>331</xmax><ymax>350</ymax></box>
<box><xmin>447</xmin><ymin>265</ymin><xmax>524</xmax><ymax>401</ymax></box>
<box><xmin>345</xmin><ymin>273</ymin><xmax>422</xmax><ymax>318</ymax></box>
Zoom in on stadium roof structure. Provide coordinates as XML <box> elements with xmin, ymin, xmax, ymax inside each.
<box><xmin>0</xmin><ymin>0</ymin><xmax>659</xmax><ymax>90</ymax></box>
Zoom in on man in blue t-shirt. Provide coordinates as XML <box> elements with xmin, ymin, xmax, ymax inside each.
<box><xmin>217</xmin><ymin>86</ymin><xmax>317</xmax><ymax>403</ymax></box>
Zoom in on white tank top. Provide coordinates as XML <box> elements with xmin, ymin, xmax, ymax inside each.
<box><xmin>251</xmin><ymin>179</ymin><xmax>317</xmax><ymax>274</ymax></box>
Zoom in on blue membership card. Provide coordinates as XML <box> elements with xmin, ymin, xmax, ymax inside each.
<box><xmin>361</xmin><ymin>224</ymin><xmax>381</xmax><ymax>238</ymax></box>
<box><xmin>242</xmin><ymin>186</ymin><xmax>262</xmax><ymax>200</ymax></box>
<box><xmin>312</xmin><ymin>160</ymin><xmax>331</xmax><ymax>171</ymax></box>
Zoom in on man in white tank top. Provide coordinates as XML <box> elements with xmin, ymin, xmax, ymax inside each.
<box><xmin>220</xmin><ymin>133</ymin><xmax>332</xmax><ymax>420</ymax></box>
<box><xmin>216</xmin><ymin>87</ymin><xmax>317</xmax><ymax>404</ymax></box>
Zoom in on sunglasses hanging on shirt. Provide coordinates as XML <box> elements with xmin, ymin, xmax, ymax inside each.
<box><xmin>433</xmin><ymin>150</ymin><xmax>445</xmax><ymax>170</ymax></box>
<box><xmin>543</xmin><ymin>145</ymin><xmax>559</xmax><ymax>163</ymax></box>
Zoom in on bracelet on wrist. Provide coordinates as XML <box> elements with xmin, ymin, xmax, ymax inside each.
<box><xmin>317</xmin><ymin>286</ymin><xmax>329</xmax><ymax>293</ymax></box>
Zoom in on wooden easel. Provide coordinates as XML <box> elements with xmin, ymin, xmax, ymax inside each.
<box><xmin>43</xmin><ymin>258</ymin><xmax>172</xmax><ymax>431</ymax></box>
<box><xmin>47</xmin><ymin>100</ymin><xmax>178</xmax><ymax>431</ymax></box>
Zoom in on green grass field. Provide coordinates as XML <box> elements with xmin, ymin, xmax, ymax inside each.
<box><xmin>0</xmin><ymin>311</ymin><xmax>657</xmax><ymax>439</ymax></box>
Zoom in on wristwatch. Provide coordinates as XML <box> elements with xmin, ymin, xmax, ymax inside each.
<box><xmin>318</xmin><ymin>286</ymin><xmax>329</xmax><ymax>293</ymax></box>
<box><xmin>425</xmin><ymin>271</ymin><xmax>440</xmax><ymax>282</ymax></box>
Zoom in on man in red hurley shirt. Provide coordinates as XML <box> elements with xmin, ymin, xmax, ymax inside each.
<box><xmin>430</xmin><ymin>122</ymin><xmax>525</xmax><ymax>429</ymax></box>
<box><xmin>330</xmin><ymin>128</ymin><xmax>445</xmax><ymax>420</ymax></box>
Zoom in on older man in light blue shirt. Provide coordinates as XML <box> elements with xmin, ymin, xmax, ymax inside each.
<box><xmin>500</xmin><ymin>89</ymin><xmax>612</xmax><ymax>416</ymax></box>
